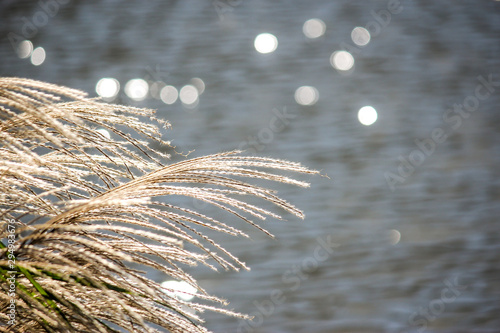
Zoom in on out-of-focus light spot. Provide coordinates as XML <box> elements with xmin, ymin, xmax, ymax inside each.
<box><xmin>124</xmin><ymin>78</ymin><xmax>148</xmax><ymax>101</ymax></box>
<box><xmin>388</xmin><ymin>229</ymin><xmax>401</xmax><ymax>245</ymax></box>
<box><xmin>150</xmin><ymin>81</ymin><xmax>165</xmax><ymax>99</ymax></box>
<box><xmin>96</xmin><ymin>128</ymin><xmax>111</xmax><ymax>140</ymax></box>
<box><xmin>31</xmin><ymin>47</ymin><xmax>45</xmax><ymax>66</ymax></box>
<box><xmin>303</xmin><ymin>18</ymin><xmax>326</xmax><ymax>39</ymax></box>
<box><xmin>254</xmin><ymin>33</ymin><xmax>278</xmax><ymax>54</ymax></box>
<box><xmin>96</xmin><ymin>78</ymin><xmax>120</xmax><ymax>99</ymax></box>
<box><xmin>351</xmin><ymin>27</ymin><xmax>371</xmax><ymax>46</ymax></box>
<box><xmin>160</xmin><ymin>85</ymin><xmax>178</xmax><ymax>105</ymax></box>
<box><xmin>190</xmin><ymin>77</ymin><xmax>205</xmax><ymax>95</ymax></box>
<box><xmin>358</xmin><ymin>106</ymin><xmax>378</xmax><ymax>126</ymax></box>
<box><xmin>161</xmin><ymin>280</ymin><xmax>197</xmax><ymax>301</ymax></box>
<box><xmin>179</xmin><ymin>84</ymin><xmax>199</xmax><ymax>106</ymax></box>
<box><xmin>330</xmin><ymin>51</ymin><xmax>354</xmax><ymax>71</ymax></box>
<box><xmin>294</xmin><ymin>86</ymin><xmax>319</xmax><ymax>106</ymax></box>
<box><xmin>17</xmin><ymin>40</ymin><xmax>33</xmax><ymax>59</ymax></box>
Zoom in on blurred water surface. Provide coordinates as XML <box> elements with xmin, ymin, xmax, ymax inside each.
<box><xmin>1</xmin><ymin>1</ymin><xmax>500</xmax><ymax>332</ymax></box>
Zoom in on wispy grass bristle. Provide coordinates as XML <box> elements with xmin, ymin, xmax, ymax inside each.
<box><xmin>0</xmin><ymin>77</ymin><xmax>318</xmax><ymax>332</ymax></box>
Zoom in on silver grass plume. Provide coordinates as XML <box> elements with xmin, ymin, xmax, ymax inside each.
<box><xmin>0</xmin><ymin>77</ymin><xmax>318</xmax><ymax>332</ymax></box>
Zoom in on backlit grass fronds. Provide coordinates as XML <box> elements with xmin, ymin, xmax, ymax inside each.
<box><xmin>0</xmin><ymin>77</ymin><xmax>318</xmax><ymax>332</ymax></box>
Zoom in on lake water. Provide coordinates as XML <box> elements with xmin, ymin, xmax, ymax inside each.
<box><xmin>1</xmin><ymin>1</ymin><xmax>500</xmax><ymax>332</ymax></box>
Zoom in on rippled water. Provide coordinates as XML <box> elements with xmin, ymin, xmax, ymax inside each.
<box><xmin>2</xmin><ymin>1</ymin><xmax>500</xmax><ymax>332</ymax></box>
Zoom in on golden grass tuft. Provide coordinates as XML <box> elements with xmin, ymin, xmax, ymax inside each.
<box><xmin>0</xmin><ymin>77</ymin><xmax>318</xmax><ymax>332</ymax></box>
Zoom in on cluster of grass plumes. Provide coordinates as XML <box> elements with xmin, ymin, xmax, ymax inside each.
<box><xmin>0</xmin><ymin>77</ymin><xmax>318</xmax><ymax>332</ymax></box>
